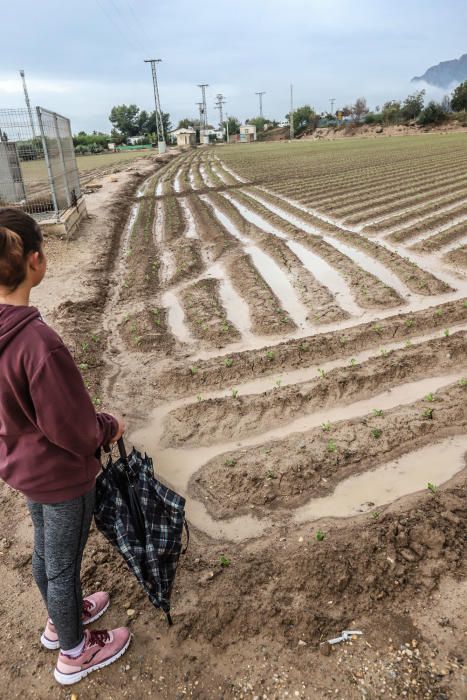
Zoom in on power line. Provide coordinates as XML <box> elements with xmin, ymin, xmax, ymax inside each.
<box><xmin>330</xmin><ymin>97</ymin><xmax>336</xmax><ymax>115</ymax></box>
<box><xmin>95</xmin><ymin>0</ymin><xmax>142</xmax><ymax>54</ymax></box>
<box><xmin>197</xmin><ymin>84</ymin><xmax>209</xmax><ymax>129</ymax></box>
<box><xmin>215</xmin><ymin>93</ymin><xmax>226</xmax><ymax>127</ymax></box>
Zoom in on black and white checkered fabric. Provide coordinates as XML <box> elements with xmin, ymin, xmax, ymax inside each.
<box><xmin>94</xmin><ymin>445</ymin><xmax>187</xmax><ymax>623</ymax></box>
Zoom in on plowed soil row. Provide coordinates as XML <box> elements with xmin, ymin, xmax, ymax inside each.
<box><xmin>388</xmin><ymin>202</ymin><xmax>467</xmax><ymax>244</ymax></box>
<box><xmin>192</xmin><ymin>380</ymin><xmax>466</xmax><ymax>519</ymax></box>
<box><xmin>180</xmin><ymin>278</ymin><xmax>241</xmax><ymax>347</ymax></box>
<box><xmin>241</xmin><ymin>187</ymin><xmax>451</xmax><ymax>295</ymax></box>
<box><xmin>155</xmin><ymin>298</ymin><xmax>467</xmax><ymax>397</ymax></box>
<box><xmin>164</xmin><ymin>332</ymin><xmax>466</xmax><ymax>448</ymax></box>
<box><xmin>410</xmin><ymin>222</ymin><xmax>467</xmax><ymax>253</ymax></box>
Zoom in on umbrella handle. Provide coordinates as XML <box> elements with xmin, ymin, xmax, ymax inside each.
<box><xmin>117</xmin><ymin>437</ymin><xmax>129</xmax><ymax>464</ymax></box>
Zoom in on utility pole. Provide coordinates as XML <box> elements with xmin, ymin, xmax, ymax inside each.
<box><xmin>329</xmin><ymin>97</ymin><xmax>336</xmax><ymax>116</ymax></box>
<box><xmin>19</xmin><ymin>70</ymin><xmax>36</xmax><ymax>139</ymax></box>
<box><xmin>225</xmin><ymin>112</ymin><xmax>229</xmax><ymax>144</ymax></box>
<box><xmin>198</xmin><ymin>84</ymin><xmax>209</xmax><ymax>145</ymax></box>
<box><xmin>289</xmin><ymin>84</ymin><xmax>294</xmax><ymax>140</ymax></box>
<box><xmin>196</xmin><ymin>102</ymin><xmax>204</xmax><ymax>144</ymax></box>
<box><xmin>215</xmin><ymin>93</ymin><xmax>226</xmax><ymax>127</ymax></box>
<box><xmin>255</xmin><ymin>91</ymin><xmax>266</xmax><ymax>118</ymax></box>
<box><xmin>144</xmin><ymin>59</ymin><xmax>166</xmax><ymax>154</ymax></box>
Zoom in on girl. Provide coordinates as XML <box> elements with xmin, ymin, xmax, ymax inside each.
<box><xmin>0</xmin><ymin>208</ymin><xmax>130</xmax><ymax>686</ymax></box>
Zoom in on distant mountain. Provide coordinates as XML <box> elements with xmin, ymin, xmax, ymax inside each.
<box><xmin>412</xmin><ymin>53</ymin><xmax>467</xmax><ymax>88</ymax></box>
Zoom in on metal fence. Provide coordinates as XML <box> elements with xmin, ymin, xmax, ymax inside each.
<box><xmin>0</xmin><ymin>106</ymin><xmax>81</xmax><ymax>220</ymax></box>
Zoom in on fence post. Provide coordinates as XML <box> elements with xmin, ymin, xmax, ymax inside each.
<box><xmin>36</xmin><ymin>106</ymin><xmax>59</xmax><ymax>218</ymax></box>
<box><xmin>53</xmin><ymin>112</ymin><xmax>72</xmax><ymax>208</ymax></box>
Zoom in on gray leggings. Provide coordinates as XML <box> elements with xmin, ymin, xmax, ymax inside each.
<box><xmin>27</xmin><ymin>487</ymin><xmax>95</xmax><ymax>650</ymax></box>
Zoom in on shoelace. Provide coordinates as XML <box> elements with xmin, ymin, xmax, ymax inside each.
<box><xmin>87</xmin><ymin>630</ymin><xmax>110</xmax><ymax>648</ymax></box>
<box><xmin>82</xmin><ymin>599</ymin><xmax>94</xmax><ymax>615</ymax></box>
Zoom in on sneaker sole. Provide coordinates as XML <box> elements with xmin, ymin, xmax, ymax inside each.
<box><xmin>53</xmin><ymin>634</ymin><xmax>131</xmax><ymax>686</ymax></box>
<box><xmin>40</xmin><ymin>599</ymin><xmax>110</xmax><ymax>651</ymax></box>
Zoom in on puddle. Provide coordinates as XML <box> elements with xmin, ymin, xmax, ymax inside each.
<box><xmin>132</xmin><ymin>372</ymin><xmax>461</xmax><ymax>540</ymax></box>
<box><xmin>287</xmin><ymin>240</ymin><xmax>361</xmax><ymax>317</ymax></box>
<box><xmin>246</xmin><ymin>246</ymin><xmax>310</xmax><ymax>329</ymax></box>
<box><xmin>180</xmin><ymin>198</ymin><xmax>198</xmax><ymax>239</ymax></box>
<box><xmin>162</xmin><ymin>290</ymin><xmax>194</xmax><ymax>344</ymax></box>
<box><xmin>225</xmin><ymin>193</ymin><xmax>288</xmax><ymax>240</ymax></box>
<box><xmin>210</xmin><ymin>162</ymin><xmax>230</xmax><ymax>184</ymax></box>
<box><xmin>208</xmin><ymin>262</ymin><xmax>253</xmax><ymax>337</ymax></box>
<box><xmin>199</xmin><ymin>164</ymin><xmax>215</xmax><ymax>188</ymax></box>
<box><xmin>155</xmin><ymin>180</ymin><xmax>164</xmax><ymax>196</ymax></box>
<box><xmin>203</xmin><ymin>196</ymin><xmax>250</xmax><ymax>244</ymax></box>
<box><xmin>404</xmin><ymin>214</ymin><xmax>467</xmax><ymax>247</ymax></box>
<box><xmin>174</xmin><ymin>168</ymin><xmax>183</xmax><ymax>193</ymax></box>
<box><xmin>295</xmin><ymin>436</ymin><xmax>467</xmax><ymax>523</ymax></box>
<box><xmin>442</xmin><ymin>236</ymin><xmax>467</xmax><ymax>254</ymax></box>
<box><xmin>218</xmin><ymin>161</ymin><xmax>249</xmax><ymax>183</ymax></box>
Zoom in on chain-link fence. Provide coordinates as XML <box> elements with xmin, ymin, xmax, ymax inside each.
<box><xmin>0</xmin><ymin>106</ymin><xmax>81</xmax><ymax>220</ymax></box>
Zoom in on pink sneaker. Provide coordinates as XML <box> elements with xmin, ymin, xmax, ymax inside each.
<box><xmin>54</xmin><ymin>628</ymin><xmax>131</xmax><ymax>685</ymax></box>
<box><xmin>41</xmin><ymin>592</ymin><xmax>110</xmax><ymax>650</ymax></box>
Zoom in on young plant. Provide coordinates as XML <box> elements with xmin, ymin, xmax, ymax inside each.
<box><xmin>299</xmin><ymin>342</ymin><xmax>309</xmax><ymax>352</ymax></box>
<box><xmin>427</xmin><ymin>482</ymin><xmax>438</xmax><ymax>494</ymax></box>
<box><xmin>326</xmin><ymin>439</ymin><xmax>337</xmax><ymax>453</ymax></box>
<box><xmin>190</xmin><ymin>366</ymin><xmax>199</xmax><ymax>375</ymax></box>
<box><xmin>372</xmin><ymin>511</ymin><xmax>381</xmax><ymax>519</ymax></box>
<box><xmin>266</xmin><ymin>350</ymin><xmax>275</xmax><ymax>361</ymax></box>
<box><xmin>350</xmin><ymin>358</ymin><xmax>358</xmax><ymax>367</ymax></box>
<box><xmin>219</xmin><ymin>554</ymin><xmax>231</xmax><ymax>567</ymax></box>
<box><xmin>422</xmin><ymin>408</ymin><xmax>433</xmax><ymax>419</ymax></box>
<box><xmin>224</xmin><ymin>458</ymin><xmax>237</xmax><ymax>467</ymax></box>
<box><xmin>459</xmin><ymin>378</ymin><xmax>466</xmax><ymax>386</ymax></box>
<box><xmin>373</xmin><ymin>324</ymin><xmax>383</xmax><ymax>334</ymax></box>
<box><xmin>321</xmin><ymin>421</ymin><xmax>332</xmax><ymax>432</ymax></box>
<box><xmin>425</xmin><ymin>392</ymin><xmax>435</xmax><ymax>402</ymax></box>
<box><xmin>266</xmin><ymin>470</ymin><xmax>277</xmax><ymax>480</ymax></box>
<box><xmin>197</xmin><ymin>395</ymin><xmax>203</xmax><ymax>402</ymax></box>
<box><xmin>373</xmin><ymin>409</ymin><xmax>384</xmax><ymax>417</ymax></box>
<box><xmin>405</xmin><ymin>319</ymin><xmax>413</xmax><ymax>328</ymax></box>
<box><xmin>435</xmin><ymin>308</ymin><xmax>443</xmax><ymax>317</ymax></box>
<box><xmin>371</xmin><ymin>428</ymin><xmax>382</xmax><ymax>439</ymax></box>
<box><xmin>315</xmin><ymin>530</ymin><xmax>326</xmax><ymax>542</ymax></box>
<box><xmin>405</xmin><ymin>340</ymin><xmax>412</xmax><ymax>348</ymax></box>
<box><xmin>317</xmin><ymin>367</ymin><xmax>326</xmax><ymax>378</ymax></box>
<box><xmin>231</xmin><ymin>388</ymin><xmax>239</xmax><ymax>399</ymax></box>
<box><xmin>380</xmin><ymin>348</ymin><xmax>389</xmax><ymax>357</ymax></box>
<box><xmin>224</xmin><ymin>357</ymin><xmax>233</xmax><ymax>367</ymax></box>
<box><xmin>443</xmin><ymin>328</ymin><xmax>450</xmax><ymax>337</ymax></box>
<box><xmin>275</xmin><ymin>378</ymin><xmax>282</xmax><ymax>388</ymax></box>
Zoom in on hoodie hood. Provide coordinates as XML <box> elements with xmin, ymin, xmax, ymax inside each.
<box><xmin>0</xmin><ymin>305</ymin><xmax>41</xmax><ymax>353</ymax></box>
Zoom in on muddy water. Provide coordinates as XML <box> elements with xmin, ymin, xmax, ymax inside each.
<box><xmin>218</xmin><ymin>161</ymin><xmax>249</xmax><ymax>183</ymax></box>
<box><xmin>208</xmin><ymin>262</ymin><xmax>253</xmax><ymax>337</ymax></box>
<box><xmin>405</xmin><ymin>215</ymin><xmax>467</xmax><ymax>247</ymax></box>
<box><xmin>132</xmin><ymin>373</ymin><xmax>461</xmax><ymax>540</ymax></box>
<box><xmin>162</xmin><ymin>290</ymin><xmax>194</xmax><ymax>344</ymax></box>
<box><xmin>173</xmin><ymin>168</ymin><xmax>183</xmax><ymax>193</ymax></box>
<box><xmin>295</xmin><ymin>436</ymin><xmax>467</xmax><ymax>523</ymax></box>
<box><xmin>225</xmin><ymin>194</ymin><xmax>289</xmax><ymax>240</ymax></box>
<box><xmin>155</xmin><ymin>180</ymin><xmax>164</xmax><ymax>196</ymax></box>
<box><xmin>204</xmin><ymin>195</ymin><xmax>311</xmax><ymax>329</ymax></box>
<box><xmin>179</xmin><ymin>198</ymin><xmax>198</xmax><ymax>239</ymax></box>
<box><xmin>363</xmin><ymin>196</ymin><xmax>467</xmax><ymax>233</ymax></box>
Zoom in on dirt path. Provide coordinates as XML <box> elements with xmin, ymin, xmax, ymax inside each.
<box><xmin>0</xmin><ymin>143</ymin><xmax>466</xmax><ymax>699</ymax></box>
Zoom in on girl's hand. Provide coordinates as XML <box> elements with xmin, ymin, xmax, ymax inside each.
<box><xmin>110</xmin><ymin>414</ymin><xmax>126</xmax><ymax>443</ymax></box>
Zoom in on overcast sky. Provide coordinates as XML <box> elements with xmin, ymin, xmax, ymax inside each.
<box><xmin>1</xmin><ymin>0</ymin><xmax>466</xmax><ymax>133</ymax></box>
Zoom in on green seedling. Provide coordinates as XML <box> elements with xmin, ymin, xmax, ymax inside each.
<box><xmin>219</xmin><ymin>555</ymin><xmax>231</xmax><ymax>567</ymax></box>
<box><xmin>317</xmin><ymin>368</ymin><xmax>326</xmax><ymax>378</ymax></box>
<box><xmin>299</xmin><ymin>343</ymin><xmax>309</xmax><ymax>352</ymax></box>
<box><xmin>81</xmin><ymin>341</ymin><xmax>89</xmax><ymax>352</ymax></box>
<box><xmin>326</xmin><ymin>439</ymin><xmax>337</xmax><ymax>453</ymax></box>
<box><xmin>435</xmin><ymin>309</ymin><xmax>443</xmax><ymax>316</ymax></box>
<box><xmin>315</xmin><ymin>530</ymin><xmax>326</xmax><ymax>542</ymax></box>
<box><xmin>224</xmin><ymin>458</ymin><xmax>237</xmax><ymax>467</ymax></box>
<box><xmin>373</xmin><ymin>324</ymin><xmax>383</xmax><ymax>334</ymax></box>
<box><xmin>463</xmin><ymin>301</ymin><xmax>467</xmax><ymax>308</ymax></box>
<box><xmin>425</xmin><ymin>392</ymin><xmax>435</xmax><ymax>402</ymax></box>
<box><xmin>266</xmin><ymin>350</ymin><xmax>275</xmax><ymax>361</ymax></box>
<box><xmin>190</xmin><ymin>366</ymin><xmax>199</xmax><ymax>375</ymax></box>
<box><xmin>266</xmin><ymin>470</ymin><xmax>277</xmax><ymax>480</ymax></box>
<box><xmin>350</xmin><ymin>358</ymin><xmax>358</xmax><ymax>367</ymax></box>
<box><xmin>231</xmin><ymin>388</ymin><xmax>239</xmax><ymax>399</ymax></box>
<box><xmin>422</xmin><ymin>408</ymin><xmax>433</xmax><ymax>419</ymax></box>
<box><xmin>405</xmin><ymin>340</ymin><xmax>412</xmax><ymax>348</ymax></box>
<box><xmin>93</xmin><ymin>397</ymin><xmax>101</xmax><ymax>407</ymax></box>
<box><xmin>371</xmin><ymin>428</ymin><xmax>382</xmax><ymax>439</ymax></box>
<box><xmin>221</xmin><ymin>321</ymin><xmax>229</xmax><ymax>332</ymax></box>
<box><xmin>321</xmin><ymin>421</ymin><xmax>332</xmax><ymax>432</ymax></box>
<box><xmin>197</xmin><ymin>395</ymin><xmax>203</xmax><ymax>402</ymax></box>
<box><xmin>79</xmin><ymin>363</ymin><xmax>89</xmax><ymax>371</ymax></box>
<box><xmin>373</xmin><ymin>409</ymin><xmax>384</xmax><ymax>417</ymax></box>
<box><xmin>224</xmin><ymin>358</ymin><xmax>233</xmax><ymax>367</ymax></box>
<box><xmin>459</xmin><ymin>378</ymin><xmax>466</xmax><ymax>386</ymax></box>
<box><xmin>427</xmin><ymin>482</ymin><xmax>438</xmax><ymax>494</ymax></box>
<box><xmin>275</xmin><ymin>379</ymin><xmax>282</xmax><ymax>388</ymax></box>
<box><xmin>405</xmin><ymin>319</ymin><xmax>413</xmax><ymax>329</ymax></box>
<box><xmin>380</xmin><ymin>348</ymin><xmax>388</xmax><ymax>357</ymax></box>
<box><xmin>339</xmin><ymin>335</ymin><xmax>349</xmax><ymax>345</ymax></box>
<box><xmin>372</xmin><ymin>511</ymin><xmax>381</xmax><ymax>519</ymax></box>
<box><xmin>91</xmin><ymin>334</ymin><xmax>99</xmax><ymax>343</ymax></box>
<box><xmin>443</xmin><ymin>328</ymin><xmax>450</xmax><ymax>337</ymax></box>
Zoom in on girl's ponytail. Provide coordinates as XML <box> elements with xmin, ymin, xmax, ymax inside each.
<box><xmin>0</xmin><ymin>208</ymin><xmax>43</xmax><ymax>292</ymax></box>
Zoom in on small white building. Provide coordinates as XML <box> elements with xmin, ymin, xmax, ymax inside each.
<box><xmin>127</xmin><ymin>135</ymin><xmax>145</xmax><ymax>145</ymax></box>
<box><xmin>200</xmin><ymin>128</ymin><xmax>224</xmax><ymax>143</ymax></box>
<box><xmin>239</xmin><ymin>124</ymin><xmax>257</xmax><ymax>142</ymax></box>
<box><xmin>170</xmin><ymin>127</ymin><xmax>196</xmax><ymax>147</ymax></box>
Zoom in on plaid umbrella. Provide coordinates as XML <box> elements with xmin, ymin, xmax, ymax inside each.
<box><xmin>94</xmin><ymin>439</ymin><xmax>188</xmax><ymax>624</ymax></box>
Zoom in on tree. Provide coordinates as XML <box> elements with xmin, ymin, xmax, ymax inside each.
<box><xmin>177</xmin><ymin>118</ymin><xmax>196</xmax><ymax>129</ymax></box>
<box><xmin>109</xmin><ymin>104</ymin><xmax>141</xmax><ymax>137</ymax></box>
<box><xmin>246</xmin><ymin>116</ymin><xmax>269</xmax><ymax>132</ymax></box>
<box><xmin>285</xmin><ymin>105</ymin><xmax>317</xmax><ymax>134</ymax></box>
<box><xmin>381</xmin><ymin>100</ymin><xmax>402</xmax><ymax>124</ymax></box>
<box><xmin>352</xmin><ymin>97</ymin><xmax>369</xmax><ymax>122</ymax></box>
<box><xmin>222</xmin><ymin>116</ymin><xmax>241</xmax><ymax>138</ymax></box>
<box><xmin>400</xmin><ymin>90</ymin><xmax>425</xmax><ymax>121</ymax></box>
<box><xmin>451</xmin><ymin>80</ymin><xmax>467</xmax><ymax>112</ymax></box>
<box><xmin>418</xmin><ymin>101</ymin><xmax>448</xmax><ymax>126</ymax></box>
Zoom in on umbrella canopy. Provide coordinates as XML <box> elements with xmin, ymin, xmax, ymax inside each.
<box><xmin>94</xmin><ymin>439</ymin><xmax>188</xmax><ymax>624</ymax></box>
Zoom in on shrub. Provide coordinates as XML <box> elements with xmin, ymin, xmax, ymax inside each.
<box><xmin>418</xmin><ymin>102</ymin><xmax>448</xmax><ymax>126</ymax></box>
<box><xmin>365</xmin><ymin>113</ymin><xmax>383</xmax><ymax>125</ymax></box>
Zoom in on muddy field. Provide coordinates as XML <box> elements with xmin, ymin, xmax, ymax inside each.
<box><xmin>0</xmin><ymin>135</ymin><xmax>466</xmax><ymax>699</ymax></box>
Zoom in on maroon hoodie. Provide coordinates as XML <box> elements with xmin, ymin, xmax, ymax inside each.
<box><xmin>0</xmin><ymin>305</ymin><xmax>118</xmax><ymax>503</ymax></box>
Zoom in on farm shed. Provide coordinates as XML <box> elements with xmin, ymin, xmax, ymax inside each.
<box><xmin>170</xmin><ymin>128</ymin><xmax>196</xmax><ymax>147</ymax></box>
<box><xmin>239</xmin><ymin>124</ymin><xmax>257</xmax><ymax>142</ymax></box>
